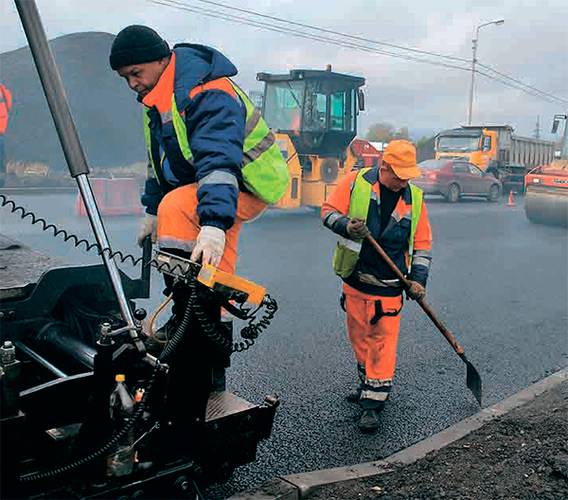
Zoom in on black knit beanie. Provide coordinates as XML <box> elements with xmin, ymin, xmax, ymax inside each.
<box><xmin>109</xmin><ymin>25</ymin><xmax>170</xmax><ymax>70</ymax></box>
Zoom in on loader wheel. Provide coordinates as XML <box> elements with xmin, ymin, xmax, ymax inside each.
<box><xmin>487</xmin><ymin>183</ymin><xmax>500</xmax><ymax>202</ymax></box>
<box><xmin>446</xmin><ymin>183</ymin><xmax>460</xmax><ymax>203</ymax></box>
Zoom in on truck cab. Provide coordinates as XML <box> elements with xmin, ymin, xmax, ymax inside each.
<box><xmin>435</xmin><ymin>125</ymin><xmax>555</xmax><ymax>193</ymax></box>
<box><xmin>435</xmin><ymin>126</ymin><xmax>500</xmax><ymax>171</ymax></box>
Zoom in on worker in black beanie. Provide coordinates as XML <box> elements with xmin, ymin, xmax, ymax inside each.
<box><xmin>109</xmin><ymin>25</ymin><xmax>287</xmax><ymax>434</ymax></box>
<box><xmin>109</xmin><ymin>25</ymin><xmax>170</xmax><ymax>71</ymax></box>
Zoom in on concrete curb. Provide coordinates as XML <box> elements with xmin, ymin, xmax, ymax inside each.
<box><xmin>229</xmin><ymin>367</ymin><xmax>568</xmax><ymax>499</ymax></box>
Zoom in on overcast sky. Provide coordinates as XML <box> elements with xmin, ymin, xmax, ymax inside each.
<box><xmin>1</xmin><ymin>0</ymin><xmax>567</xmax><ymax>138</ymax></box>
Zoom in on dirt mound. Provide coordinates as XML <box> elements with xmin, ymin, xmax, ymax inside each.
<box><xmin>0</xmin><ymin>32</ymin><xmax>145</xmax><ymax>171</ymax></box>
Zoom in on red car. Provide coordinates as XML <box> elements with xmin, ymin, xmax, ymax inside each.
<box><xmin>413</xmin><ymin>159</ymin><xmax>502</xmax><ymax>202</ymax></box>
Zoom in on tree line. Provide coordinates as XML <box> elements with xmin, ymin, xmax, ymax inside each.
<box><xmin>366</xmin><ymin>122</ymin><xmax>432</xmax><ymax>149</ymax></box>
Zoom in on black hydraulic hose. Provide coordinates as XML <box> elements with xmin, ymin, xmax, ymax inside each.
<box><xmin>159</xmin><ymin>280</ymin><xmax>196</xmax><ymax>362</ymax></box>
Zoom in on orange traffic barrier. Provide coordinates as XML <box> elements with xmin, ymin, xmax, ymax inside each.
<box><xmin>507</xmin><ymin>190</ymin><xmax>516</xmax><ymax>207</ymax></box>
<box><xmin>75</xmin><ymin>178</ymin><xmax>143</xmax><ymax>216</ymax></box>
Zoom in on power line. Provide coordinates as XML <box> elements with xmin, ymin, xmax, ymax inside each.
<box><xmin>189</xmin><ymin>0</ymin><xmax>470</xmax><ymax>64</ymax></box>
<box><xmin>149</xmin><ymin>0</ymin><xmax>472</xmax><ymax>72</ymax></box>
<box><xmin>476</xmin><ymin>69</ymin><xmax>565</xmax><ymax>105</ymax></box>
<box><xmin>149</xmin><ymin>0</ymin><xmax>568</xmax><ymax>105</ymax></box>
<box><xmin>181</xmin><ymin>0</ymin><xmax>568</xmax><ymax>105</ymax></box>
<box><xmin>477</xmin><ymin>62</ymin><xmax>568</xmax><ymax>105</ymax></box>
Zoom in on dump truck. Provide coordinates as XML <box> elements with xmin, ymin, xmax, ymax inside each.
<box><xmin>524</xmin><ymin>113</ymin><xmax>568</xmax><ymax>227</ymax></box>
<box><xmin>257</xmin><ymin>66</ymin><xmax>370</xmax><ymax>208</ymax></box>
<box><xmin>435</xmin><ymin>125</ymin><xmax>555</xmax><ymax>193</ymax></box>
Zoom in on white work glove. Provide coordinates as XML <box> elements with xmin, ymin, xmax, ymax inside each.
<box><xmin>137</xmin><ymin>214</ymin><xmax>157</xmax><ymax>247</ymax></box>
<box><xmin>190</xmin><ymin>225</ymin><xmax>226</xmax><ymax>267</ymax></box>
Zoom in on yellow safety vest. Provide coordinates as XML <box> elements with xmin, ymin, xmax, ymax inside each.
<box><xmin>143</xmin><ymin>80</ymin><xmax>289</xmax><ymax>204</ymax></box>
<box><xmin>333</xmin><ymin>168</ymin><xmax>423</xmax><ymax>278</ymax></box>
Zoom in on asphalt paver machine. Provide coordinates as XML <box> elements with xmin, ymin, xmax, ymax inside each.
<box><xmin>0</xmin><ymin>2</ymin><xmax>279</xmax><ymax>497</ymax></box>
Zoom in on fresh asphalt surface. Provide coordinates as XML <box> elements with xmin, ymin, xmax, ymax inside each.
<box><xmin>1</xmin><ymin>191</ymin><xmax>567</xmax><ymax>499</ymax></box>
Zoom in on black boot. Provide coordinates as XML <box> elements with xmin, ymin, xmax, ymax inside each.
<box><xmin>157</xmin><ymin>251</ymin><xmax>220</xmax><ymax>447</ymax></box>
<box><xmin>358</xmin><ymin>396</ymin><xmax>385</xmax><ymax>433</ymax></box>
<box><xmin>347</xmin><ymin>364</ymin><xmax>366</xmax><ymax>403</ymax></box>
<box><xmin>346</xmin><ymin>386</ymin><xmax>363</xmax><ymax>403</ymax></box>
<box><xmin>358</xmin><ymin>409</ymin><xmax>381</xmax><ymax>433</ymax></box>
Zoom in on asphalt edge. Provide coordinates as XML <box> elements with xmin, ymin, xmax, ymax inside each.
<box><xmin>228</xmin><ymin>367</ymin><xmax>568</xmax><ymax>499</ymax></box>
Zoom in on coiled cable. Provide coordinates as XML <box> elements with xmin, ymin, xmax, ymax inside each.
<box><xmin>1</xmin><ymin>193</ymin><xmax>192</xmax><ymax>276</ymax></box>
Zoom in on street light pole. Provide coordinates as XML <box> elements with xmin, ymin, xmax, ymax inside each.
<box><xmin>467</xmin><ymin>19</ymin><xmax>504</xmax><ymax>125</ymax></box>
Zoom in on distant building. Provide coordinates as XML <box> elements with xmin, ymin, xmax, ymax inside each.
<box><xmin>7</xmin><ymin>161</ymin><xmax>49</xmax><ymax>176</ymax></box>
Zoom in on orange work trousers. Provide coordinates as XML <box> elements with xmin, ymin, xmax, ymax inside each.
<box><xmin>157</xmin><ymin>184</ymin><xmax>266</xmax><ymax>274</ymax></box>
<box><xmin>343</xmin><ymin>283</ymin><xmax>403</xmax><ymax>406</ymax></box>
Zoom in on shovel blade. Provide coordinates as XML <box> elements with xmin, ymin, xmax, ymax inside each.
<box><xmin>466</xmin><ymin>360</ymin><xmax>483</xmax><ymax>406</ymax></box>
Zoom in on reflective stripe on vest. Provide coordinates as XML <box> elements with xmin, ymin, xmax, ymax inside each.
<box><xmin>143</xmin><ymin>79</ymin><xmax>289</xmax><ymax>204</ymax></box>
<box><xmin>408</xmin><ymin>185</ymin><xmax>423</xmax><ymax>258</ymax></box>
<box><xmin>332</xmin><ymin>169</ymin><xmax>423</xmax><ymax>278</ymax></box>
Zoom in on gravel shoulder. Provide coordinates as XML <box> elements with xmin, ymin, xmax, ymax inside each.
<box><xmin>308</xmin><ymin>380</ymin><xmax>568</xmax><ymax>499</ymax></box>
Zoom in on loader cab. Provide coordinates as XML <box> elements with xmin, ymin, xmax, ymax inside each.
<box><xmin>257</xmin><ymin>68</ymin><xmax>365</xmax><ymax>157</ymax></box>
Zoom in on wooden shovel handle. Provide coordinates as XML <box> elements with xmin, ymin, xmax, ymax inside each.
<box><xmin>364</xmin><ymin>233</ymin><xmax>464</xmax><ymax>355</ymax></box>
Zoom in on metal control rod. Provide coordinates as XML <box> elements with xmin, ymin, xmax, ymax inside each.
<box><xmin>14</xmin><ymin>342</ymin><xmax>67</xmax><ymax>379</ymax></box>
<box><xmin>14</xmin><ymin>0</ymin><xmax>138</xmax><ymax>340</ymax></box>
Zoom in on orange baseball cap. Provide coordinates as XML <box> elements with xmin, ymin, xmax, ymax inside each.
<box><xmin>383</xmin><ymin>140</ymin><xmax>421</xmax><ymax>180</ymax></box>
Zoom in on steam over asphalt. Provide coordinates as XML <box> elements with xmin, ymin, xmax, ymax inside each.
<box><xmin>1</xmin><ymin>192</ymin><xmax>566</xmax><ymax>498</ymax></box>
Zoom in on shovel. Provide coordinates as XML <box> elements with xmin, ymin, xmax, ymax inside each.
<box><xmin>364</xmin><ymin>232</ymin><xmax>482</xmax><ymax>405</ymax></box>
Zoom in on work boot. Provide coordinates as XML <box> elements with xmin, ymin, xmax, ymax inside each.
<box><xmin>346</xmin><ymin>387</ymin><xmax>362</xmax><ymax>404</ymax></box>
<box><xmin>358</xmin><ymin>409</ymin><xmax>381</xmax><ymax>433</ymax></box>
<box><xmin>211</xmin><ymin>366</ymin><xmax>226</xmax><ymax>392</ymax></box>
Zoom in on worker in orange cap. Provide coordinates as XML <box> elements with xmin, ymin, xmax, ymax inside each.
<box><xmin>322</xmin><ymin>140</ymin><xmax>432</xmax><ymax>432</ymax></box>
<box><xmin>0</xmin><ymin>83</ymin><xmax>13</xmax><ymax>187</ymax></box>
